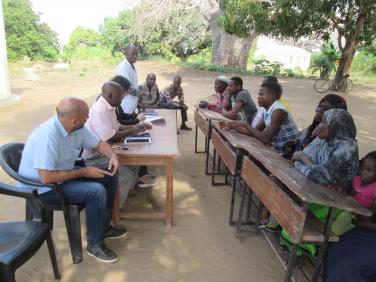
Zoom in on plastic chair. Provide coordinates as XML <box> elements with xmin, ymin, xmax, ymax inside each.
<box><xmin>0</xmin><ymin>143</ymin><xmax>84</xmax><ymax>264</ymax></box>
<box><xmin>0</xmin><ymin>182</ymin><xmax>60</xmax><ymax>281</ymax></box>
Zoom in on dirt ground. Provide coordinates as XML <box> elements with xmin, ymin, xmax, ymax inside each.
<box><xmin>0</xmin><ymin>60</ymin><xmax>375</xmax><ymax>282</ymax></box>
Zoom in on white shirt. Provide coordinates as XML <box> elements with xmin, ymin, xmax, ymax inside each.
<box><xmin>115</xmin><ymin>58</ymin><xmax>139</xmax><ymax>113</ymax></box>
<box><xmin>85</xmin><ymin>96</ymin><xmax>120</xmax><ymax>142</ymax></box>
<box><xmin>115</xmin><ymin>58</ymin><xmax>138</xmax><ymax>90</ymax></box>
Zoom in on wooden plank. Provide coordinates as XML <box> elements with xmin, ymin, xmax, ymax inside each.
<box><xmin>195</xmin><ymin>104</ymin><xmax>230</xmax><ymax>121</ymax></box>
<box><xmin>211</xmin><ymin>129</ymin><xmax>237</xmax><ymax>174</ymax></box>
<box><xmin>194</xmin><ymin>110</ymin><xmax>209</xmax><ymax>137</ymax></box>
<box><xmin>302</xmin><ymin>214</ymin><xmax>339</xmax><ymax>243</ymax></box>
<box><xmin>241</xmin><ymin>157</ymin><xmax>306</xmax><ymax>243</ymax></box>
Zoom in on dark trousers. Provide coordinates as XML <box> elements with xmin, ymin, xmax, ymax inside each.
<box><xmin>160</xmin><ymin>102</ymin><xmax>188</xmax><ymax>123</ymax></box>
<box><xmin>39</xmin><ymin>175</ymin><xmax>116</xmax><ymax>249</ymax></box>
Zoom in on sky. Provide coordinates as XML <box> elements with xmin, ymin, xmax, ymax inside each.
<box><xmin>30</xmin><ymin>0</ymin><xmax>140</xmax><ymax>45</ymax></box>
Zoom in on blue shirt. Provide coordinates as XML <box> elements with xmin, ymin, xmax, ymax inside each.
<box><xmin>18</xmin><ymin>116</ymin><xmax>100</xmax><ymax>193</ymax></box>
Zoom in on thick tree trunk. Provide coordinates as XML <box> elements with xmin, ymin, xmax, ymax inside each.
<box><xmin>209</xmin><ymin>10</ymin><xmax>256</xmax><ymax>69</ymax></box>
<box><xmin>331</xmin><ymin>6</ymin><xmax>366</xmax><ymax>91</ymax></box>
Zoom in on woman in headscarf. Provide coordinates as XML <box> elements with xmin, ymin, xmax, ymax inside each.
<box><xmin>300</xmin><ymin>94</ymin><xmax>347</xmax><ymax>150</ymax></box>
<box><xmin>280</xmin><ymin>109</ymin><xmax>359</xmax><ymax>259</ymax></box>
<box><xmin>293</xmin><ymin>108</ymin><xmax>358</xmax><ymax>193</ymax></box>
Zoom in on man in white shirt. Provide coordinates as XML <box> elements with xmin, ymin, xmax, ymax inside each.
<box><xmin>115</xmin><ymin>44</ymin><xmax>139</xmax><ymax>114</ymax></box>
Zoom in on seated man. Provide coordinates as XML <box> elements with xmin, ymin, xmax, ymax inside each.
<box><xmin>222</xmin><ymin>76</ymin><xmax>257</xmax><ymax>121</ymax></box>
<box><xmin>18</xmin><ymin>97</ymin><xmax>126</xmax><ymax>263</ymax></box>
<box><xmin>83</xmin><ymin>82</ymin><xmax>155</xmax><ymax>208</ymax></box>
<box><xmin>199</xmin><ymin>76</ymin><xmax>229</xmax><ymax>113</ymax></box>
<box><xmin>160</xmin><ymin>75</ymin><xmax>192</xmax><ymax>130</ymax></box>
<box><xmin>138</xmin><ymin>73</ymin><xmax>160</xmax><ymax>108</ymax></box>
<box><xmin>221</xmin><ymin>82</ymin><xmax>300</xmax><ymax>154</ymax></box>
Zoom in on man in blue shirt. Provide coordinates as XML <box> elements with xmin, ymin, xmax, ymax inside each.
<box><xmin>19</xmin><ymin>97</ymin><xmax>126</xmax><ymax>263</ymax></box>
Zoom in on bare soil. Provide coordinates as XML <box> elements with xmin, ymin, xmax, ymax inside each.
<box><xmin>0</xmin><ymin>60</ymin><xmax>375</xmax><ymax>282</ymax></box>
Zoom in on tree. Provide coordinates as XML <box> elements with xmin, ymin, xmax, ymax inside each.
<box><xmin>220</xmin><ymin>0</ymin><xmax>376</xmax><ymax>90</ymax></box>
<box><xmin>99</xmin><ymin>10</ymin><xmax>136</xmax><ymax>55</ymax></box>
<box><xmin>2</xmin><ymin>0</ymin><xmax>59</xmax><ymax>61</ymax></box>
<box><xmin>131</xmin><ymin>0</ymin><xmax>211</xmax><ymax>60</ymax></box>
<box><xmin>208</xmin><ymin>0</ymin><xmax>258</xmax><ymax>69</ymax></box>
<box><xmin>311</xmin><ymin>42</ymin><xmax>341</xmax><ymax>79</ymax></box>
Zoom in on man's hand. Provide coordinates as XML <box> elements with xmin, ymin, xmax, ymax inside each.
<box><xmin>83</xmin><ymin>167</ymin><xmax>112</xmax><ymax>178</ymax></box>
<box><xmin>108</xmin><ymin>154</ymin><xmax>119</xmax><ymax>176</ymax></box>
<box><xmin>291</xmin><ymin>151</ymin><xmax>303</xmax><ymax>162</ymax></box>
<box><xmin>137</xmin><ymin>113</ymin><xmax>146</xmax><ymax>122</ymax></box>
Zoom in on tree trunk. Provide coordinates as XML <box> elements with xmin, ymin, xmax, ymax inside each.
<box><xmin>209</xmin><ymin>10</ymin><xmax>256</xmax><ymax>69</ymax></box>
<box><xmin>331</xmin><ymin>6</ymin><xmax>367</xmax><ymax>91</ymax></box>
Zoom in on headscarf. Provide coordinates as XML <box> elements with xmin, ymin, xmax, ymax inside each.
<box><xmin>302</xmin><ymin>94</ymin><xmax>348</xmax><ymax>148</ymax></box>
<box><xmin>295</xmin><ymin>109</ymin><xmax>359</xmax><ymax>191</ymax></box>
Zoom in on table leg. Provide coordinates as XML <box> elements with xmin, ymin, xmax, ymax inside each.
<box><xmin>112</xmin><ymin>174</ymin><xmax>120</xmax><ymax>226</ymax></box>
<box><xmin>311</xmin><ymin>207</ymin><xmax>336</xmax><ymax>281</ymax></box>
<box><xmin>285</xmin><ymin>243</ymin><xmax>298</xmax><ymax>282</ymax></box>
<box><xmin>166</xmin><ymin>159</ymin><xmax>174</xmax><ymax>227</ymax></box>
<box><xmin>205</xmin><ymin>119</ymin><xmax>212</xmax><ymax>175</ymax></box>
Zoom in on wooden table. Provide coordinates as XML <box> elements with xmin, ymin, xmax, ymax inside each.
<box><xmin>194</xmin><ymin>105</ymin><xmax>230</xmax><ymax>175</ymax></box>
<box><xmin>112</xmin><ymin>109</ymin><xmax>178</xmax><ymax>226</ymax></box>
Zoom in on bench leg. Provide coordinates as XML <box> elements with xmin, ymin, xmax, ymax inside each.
<box><xmin>285</xmin><ymin>243</ymin><xmax>298</xmax><ymax>282</ymax></box>
<box><xmin>255</xmin><ymin>201</ymin><xmax>264</xmax><ymax>233</ymax></box>
<box><xmin>236</xmin><ymin>182</ymin><xmax>247</xmax><ymax>233</ymax></box>
<box><xmin>205</xmin><ymin>121</ymin><xmax>212</xmax><ymax>175</ymax></box>
<box><xmin>194</xmin><ymin>124</ymin><xmax>207</xmax><ymax>153</ymax></box>
<box><xmin>229</xmin><ymin>174</ymin><xmax>237</xmax><ymax>225</ymax></box>
<box><xmin>246</xmin><ymin>190</ymin><xmax>253</xmax><ymax>224</ymax></box>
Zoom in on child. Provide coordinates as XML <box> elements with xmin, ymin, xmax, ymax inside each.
<box><xmin>352</xmin><ymin>151</ymin><xmax>376</xmax><ymax>209</ymax></box>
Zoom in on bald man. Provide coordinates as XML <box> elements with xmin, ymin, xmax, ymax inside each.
<box><xmin>84</xmin><ymin>82</ymin><xmax>155</xmax><ymax>208</ymax></box>
<box><xmin>18</xmin><ymin>97</ymin><xmax>126</xmax><ymax>263</ymax></box>
<box><xmin>115</xmin><ymin>44</ymin><xmax>140</xmax><ymax>114</ymax></box>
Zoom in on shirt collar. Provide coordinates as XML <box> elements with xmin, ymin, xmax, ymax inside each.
<box><xmin>98</xmin><ymin>96</ymin><xmax>116</xmax><ymax>111</ymax></box>
<box><xmin>53</xmin><ymin>116</ymin><xmax>69</xmax><ymax>138</ymax></box>
<box><xmin>265</xmin><ymin>100</ymin><xmax>280</xmax><ymax>115</ymax></box>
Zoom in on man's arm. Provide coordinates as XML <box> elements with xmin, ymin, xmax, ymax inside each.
<box><xmin>243</xmin><ymin>109</ymin><xmax>287</xmax><ymax>144</ymax></box>
<box><xmin>108</xmin><ymin>125</ymin><xmax>143</xmax><ymax>142</ymax></box>
<box><xmin>39</xmin><ymin>167</ymin><xmax>112</xmax><ymax>185</ymax></box>
<box><xmin>222</xmin><ymin>100</ymin><xmax>244</xmax><ymax>120</ymax></box>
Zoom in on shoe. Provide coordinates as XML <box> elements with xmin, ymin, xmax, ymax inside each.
<box><xmin>104</xmin><ymin>226</ymin><xmax>128</xmax><ymax>240</ymax></box>
<box><xmin>138</xmin><ymin>175</ymin><xmax>158</xmax><ymax>188</ymax></box>
<box><xmin>87</xmin><ymin>244</ymin><xmax>118</xmax><ymax>263</ymax></box>
<box><xmin>180</xmin><ymin>124</ymin><xmax>192</xmax><ymax>131</ymax></box>
<box><xmin>265</xmin><ymin>215</ymin><xmax>281</xmax><ymax>232</ymax></box>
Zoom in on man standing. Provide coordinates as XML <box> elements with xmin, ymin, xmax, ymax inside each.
<box><xmin>160</xmin><ymin>75</ymin><xmax>191</xmax><ymax>130</ymax></box>
<box><xmin>222</xmin><ymin>76</ymin><xmax>257</xmax><ymax>121</ymax></box>
<box><xmin>138</xmin><ymin>73</ymin><xmax>160</xmax><ymax>108</ymax></box>
<box><xmin>83</xmin><ymin>82</ymin><xmax>155</xmax><ymax>207</ymax></box>
<box><xmin>115</xmin><ymin>44</ymin><xmax>139</xmax><ymax>114</ymax></box>
<box><xmin>18</xmin><ymin>97</ymin><xmax>126</xmax><ymax>263</ymax></box>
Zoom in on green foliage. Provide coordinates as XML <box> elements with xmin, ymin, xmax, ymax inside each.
<box><xmin>99</xmin><ymin>10</ymin><xmax>136</xmax><ymax>55</ymax></box>
<box><xmin>311</xmin><ymin>42</ymin><xmax>340</xmax><ymax>79</ymax></box>
<box><xmin>3</xmin><ymin>0</ymin><xmax>59</xmax><ymax>61</ymax></box>
<box><xmin>252</xmin><ymin>59</ymin><xmax>283</xmax><ymax>76</ymax></box>
<box><xmin>219</xmin><ymin>0</ymin><xmax>266</xmax><ymax>38</ymax></box>
<box><xmin>62</xmin><ymin>27</ymin><xmax>103</xmax><ymax>60</ymax></box>
<box><xmin>132</xmin><ymin>0</ymin><xmax>211</xmax><ymax>59</ymax></box>
<box><xmin>351</xmin><ymin>51</ymin><xmax>376</xmax><ymax>73</ymax></box>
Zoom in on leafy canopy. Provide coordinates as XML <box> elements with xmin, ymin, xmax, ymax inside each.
<box><xmin>3</xmin><ymin>0</ymin><xmax>59</xmax><ymax>61</ymax></box>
